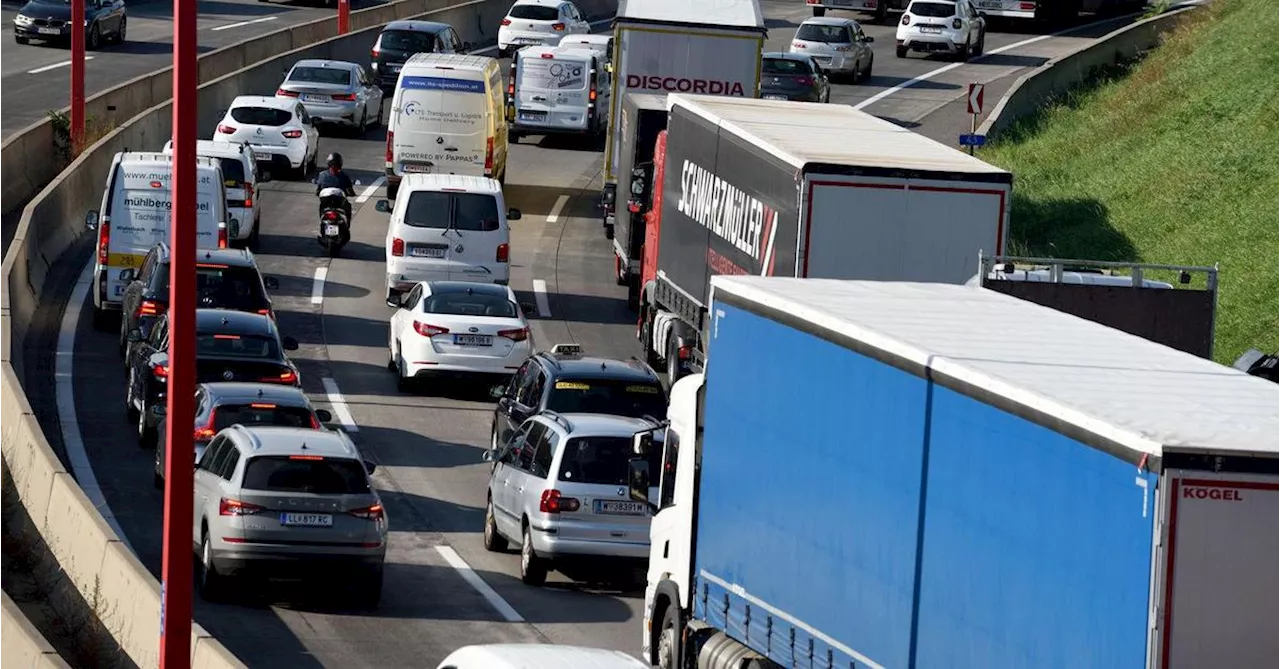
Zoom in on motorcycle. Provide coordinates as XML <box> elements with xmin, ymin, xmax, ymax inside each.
<box><xmin>316</xmin><ymin>182</ymin><xmax>359</xmax><ymax>257</ymax></box>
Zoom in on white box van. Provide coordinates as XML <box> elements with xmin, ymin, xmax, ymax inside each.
<box><xmin>163</xmin><ymin>139</ymin><xmax>268</xmax><ymax>248</ymax></box>
<box><xmin>386</xmin><ymin>53</ymin><xmax>509</xmax><ymax>199</ymax></box>
<box><xmin>507</xmin><ymin>45</ymin><xmax>610</xmax><ymax>141</ymax></box>
<box><xmin>376</xmin><ymin>174</ymin><xmax>523</xmax><ymax>300</ymax></box>
<box><xmin>86</xmin><ymin>151</ymin><xmax>230</xmax><ymax>328</ymax></box>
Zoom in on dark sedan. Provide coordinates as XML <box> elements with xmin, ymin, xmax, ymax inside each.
<box><xmin>13</xmin><ymin>0</ymin><xmax>127</xmax><ymax>49</ymax></box>
<box><xmin>760</xmin><ymin>52</ymin><xmax>831</xmax><ymax>103</ymax></box>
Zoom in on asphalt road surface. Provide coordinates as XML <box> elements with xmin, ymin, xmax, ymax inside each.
<box><xmin>41</xmin><ymin>0</ymin><xmax>1175</xmax><ymax>665</ymax></box>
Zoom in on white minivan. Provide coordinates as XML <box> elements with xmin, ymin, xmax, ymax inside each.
<box><xmin>507</xmin><ymin>45</ymin><xmax>610</xmax><ymax>142</ymax></box>
<box><xmin>86</xmin><ymin>152</ymin><xmax>230</xmax><ymax>328</ymax></box>
<box><xmin>386</xmin><ymin>53</ymin><xmax>509</xmax><ymax>199</ymax></box>
<box><xmin>376</xmin><ymin>174</ymin><xmax>522</xmax><ymax>301</ymax></box>
<box><xmin>162</xmin><ymin>139</ymin><xmax>268</xmax><ymax>248</ymax></box>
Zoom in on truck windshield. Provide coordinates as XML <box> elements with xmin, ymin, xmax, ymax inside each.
<box><xmin>519</xmin><ymin>57</ymin><xmax>588</xmax><ymax>91</ymax></box>
<box><xmin>545</xmin><ymin>379</ymin><xmax>667</xmax><ymax>420</ymax></box>
<box><xmin>558</xmin><ymin>436</ymin><xmax>663</xmax><ymax>486</ymax></box>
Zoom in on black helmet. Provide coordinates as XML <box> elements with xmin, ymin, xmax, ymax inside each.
<box><xmin>326</xmin><ymin>152</ymin><xmax>343</xmax><ymax>169</ymax></box>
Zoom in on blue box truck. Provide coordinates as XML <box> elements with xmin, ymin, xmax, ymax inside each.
<box><xmin>627</xmin><ymin>276</ymin><xmax>1278</xmax><ymax>669</ymax></box>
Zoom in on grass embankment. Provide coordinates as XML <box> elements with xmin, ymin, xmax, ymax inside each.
<box><xmin>980</xmin><ymin>0</ymin><xmax>1278</xmax><ymax>364</ymax></box>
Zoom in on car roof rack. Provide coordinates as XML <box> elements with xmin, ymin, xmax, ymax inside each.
<box><xmin>541</xmin><ymin>411</ymin><xmax>573</xmax><ymax>433</ymax></box>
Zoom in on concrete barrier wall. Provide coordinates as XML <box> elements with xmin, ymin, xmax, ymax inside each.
<box><xmin>1</xmin><ymin>591</ymin><xmax>73</xmax><ymax>669</ymax></box>
<box><xmin>0</xmin><ymin>0</ymin><xmax>617</xmax><ymax>666</ymax></box>
<box><xmin>979</xmin><ymin>5</ymin><xmax>1197</xmax><ymax>139</ymax></box>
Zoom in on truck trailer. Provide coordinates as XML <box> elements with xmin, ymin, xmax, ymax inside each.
<box><xmin>628</xmin><ymin>275</ymin><xmax>1279</xmax><ymax>669</ymax></box>
<box><xmin>600</xmin><ymin>0</ymin><xmax>767</xmax><ymax>234</ymax></box>
<box><xmin>635</xmin><ymin>94</ymin><xmax>1012</xmax><ymax>385</ymax></box>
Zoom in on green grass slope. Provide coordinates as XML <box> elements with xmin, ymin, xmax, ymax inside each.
<box><xmin>981</xmin><ymin>0</ymin><xmax>1278</xmax><ymax>364</ymax></box>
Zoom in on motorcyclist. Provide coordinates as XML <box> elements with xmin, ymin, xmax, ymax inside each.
<box><xmin>316</xmin><ymin>152</ymin><xmax>355</xmax><ymax>222</ymax></box>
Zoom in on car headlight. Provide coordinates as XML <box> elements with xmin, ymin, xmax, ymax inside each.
<box><xmin>14</xmin><ymin>14</ymin><xmax>32</xmax><ymax>26</ymax></box>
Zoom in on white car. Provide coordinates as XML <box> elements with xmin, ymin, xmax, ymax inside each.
<box><xmin>437</xmin><ymin>644</ymin><xmax>648</xmax><ymax>669</ymax></box>
<box><xmin>162</xmin><ymin>139</ymin><xmax>267</xmax><ymax>248</ymax></box>
<box><xmin>386</xmin><ymin>280</ymin><xmax>535</xmax><ymax>391</ymax></box>
<box><xmin>895</xmin><ymin>0</ymin><xmax>986</xmax><ymax>60</ymax></box>
<box><xmin>214</xmin><ymin>95</ymin><xmax>321</xmax><ymax>180</ymax></box>
<box><xmin>496</xmin><ymin>0</ymin><xmax>590</xmax><ymax>58</ymax></box>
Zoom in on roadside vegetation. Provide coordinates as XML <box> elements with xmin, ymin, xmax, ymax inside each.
<box><xmin>981</xmin><ymin>0</ymin><xmax>1278</xmax><ymax>364</ymax></box>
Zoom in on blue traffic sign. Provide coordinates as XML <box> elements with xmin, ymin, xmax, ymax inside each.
<box><xmin>959</xmin><ymin>134</ymin><xmax>986</xmax><ymax>147</ymax></box>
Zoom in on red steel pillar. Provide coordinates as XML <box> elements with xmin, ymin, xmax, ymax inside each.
<box><xmin>70</xmin><ymin>0</ymin><xmax>85</xmax><ymax>151</ymax></box>
<box><xmin>338</xmin><ymin>0</ymin><xmax>350</xmax><ymax>34</ymax></box>
<box><xmin>159</xmin><ymin>0</ymin><xmax>196</xmax><ymax>662</ymax></box>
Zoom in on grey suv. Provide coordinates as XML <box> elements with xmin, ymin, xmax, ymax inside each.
<box><xmin>482</xmin><ymin>412</ymin><xmax>661</xmax><ymax>586</ymax></box>
<box><xmin>193</xmin><ymin>425</ymin><xmax>387</xmax><ymax>606</ymax></box>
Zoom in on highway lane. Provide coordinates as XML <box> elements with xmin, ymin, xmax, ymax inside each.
<box><xmin>49</xmin><ymin>1</ymin><xmax>1180</xmax><ymax>666</ymax></box>
<box><xmin>0</xmin><ymin>0</ymin><xmax>388</xmax><ymax>137</ymax></box>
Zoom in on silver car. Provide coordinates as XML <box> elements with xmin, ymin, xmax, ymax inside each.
<box><xmin>789</xmin><ymin>16</ymin><xmax>875</xmax><ymax>82</ymax></box>
<box><xmin>276</xmin><ymin>59</ymin><xmax>385</xmax><ymax>134</ymax></box>
<box><xmin>482</xmin><ymin>412</ymin><xmax>661</xmax><ymax>586</ymax></box>
<box><xmin>192</xmin><ymin>425</ymin><xmax>387</xmax><ymax>606</ymax></box>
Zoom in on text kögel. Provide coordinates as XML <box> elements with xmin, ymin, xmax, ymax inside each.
<box><xmin>1182</xmin><ymin>486</ymin><xmax>1244</xmax><ymax>501</ymax></box>
<box><xmin>625</xmin><ymin>75</ymin><xmax>746</xmax><ymax>96</ymax></box>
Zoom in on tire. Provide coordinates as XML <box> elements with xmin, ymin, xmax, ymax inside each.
<box><xmin>896</xmin><ymin>45</ymin><xmax>908</xmax><ymax>58</ymax></box>
<box><xmin>656</xmin><ymin>603</ymin><xmax>683</xmax><ymax>669</ymax></box>
<box><xmin>137</xmin><ymin>404</ymin><xmax>156</xmax><ymax>449</ymax></box>
<box><xmin>117</xmin><ymin>316</ymin><xmax>129</xmax><ymax>359</ymax></box>
<box><xmin>498</xmin><ymin>47</ymin><xmax>509</xmax><ymax>59</ymax></box>
<box><xmin>640</xmin><ymin>308</ymin><xmax>663</xmax><ymax>368</ymax></box>
<box><xmin>124</xmin><ymin>370</ymin><xmax>140</xmax><ymax>425</ymax></box>
<box><xmin>483</xmin><ymin>496</ymin><xmax>508</xmax><ymax>552</ymax></box>
<box><xmin>386</xmin><ymin>182</ymin><xmax>399</xmax><ymax>200</ymax></box>
<box><xmin>861</xmin><ymin>54</ymin><xmax>874</xmax><ymax>82</ymax></box>
<box><xmin>356</xmin><ymin>110</ymin><xmax>368</xmax><ymax>137</ymax></box>
<box><xmin>153</xmin><ymin>449</ymin><xmax>164</xmax><ymax>489</ymax></box>
<box><xmin>248</xmin><ymin>218</ymin><xmax>261</xmax><ymax>251</ymax></box>
<box><xmin>625</xmin><ymin>279</ymin><xmax>640</xmax><ymax>312</ymax></box>
<box><xmin>520</xmin><ymin>524</ymin><xmax>548</xmax><ymax>586</ymax></box>
<box><xmin>956</xmin><ymin>39</ymin><xmax>971</xmax><ymax>61</ymax></box>
<box><xmin>665</xmin><ymin>336</ymin><xmax>681</xmax><ymax>389</ymax></box>
<box><xmin>114</xmin><ymin>16</ymin><xmax>127</xmax><ymax>44</ymax></box>
<box><xmin>87</xmin><ymin>24</ymin><xmax>100</xmax><ymax>51</ymax></box>
<box><xmin>395</xmin><ymin>345</ymin><xmax>412</xmax><ymax>393</ymax></box>
<box><xmin>353</xmin><ymin>565</ymin><xmax>384</xmax><ymax>608</ymax></box>
<box><xmin>197</xmin><ymin>530</ymin><xmax>228</xmax><ymax>602</ymax></box>
<box><xmin>15</xmin><ymin>35</ymin><xmax>29</xmax><ymax>45</ymax></box>
<box><xmin>812</xmin><ymin>6</ymin><xmax>826</xmax><ymax>16</ymax></box>
<box><xmin>974</xmin><ymin>30</ymin><xmax>985</xmax><ymax>56</ymax></box>
<box><xmin>153</xmin><ymin>470</ymin><xmax>163</xmax><ymax>490</ymax></box>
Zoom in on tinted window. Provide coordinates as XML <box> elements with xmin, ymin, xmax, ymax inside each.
<box><xmin>402</xmin><ymin>192</ymin><xmax>502</xmax><ymax>232</ymax></box>
<box><xmin>288</xmin><ymin>66</ymin><xmax>353</xmax><ymax>86</ymax></box>
<box><xmin>229</xmin><ymin>107</ymin><xmax>293</xmax><ymax>126</ymax></box>
<box><xmin>545</xmin><ymin>378</ymin><xmax>667</xmax><ymax>420</ymax></box>
<box><xmin>795</xmin><ymin>24</ymin><xmax>851</xmax><ymax>43</ymax></box>
<box><xmin>218</xmin><ymin>447</ymin><xmax>241</xmax><ymax>480</ymax></box>
<box><xmin>196</xmin><ymin>333</ymin><xmax>280</xmax><ymax>359</ymax></box>
<box><xmin>763</xmin><ymin>58</ymin><xmax>814</xmax><ymax>75</ymax></box>
<box><xmin>213</xmin><ymin>404</ymin><xmax>316</xmax><ymax>431</ymax></box>
<box><xmin>909</xmin><ymin>1</ymin><xmax>957</xmax><ymax>16</ymax></box>
<box><xmin>423</xmin><ymin>291</ymin><xmax>518</xmax><ymax>318</ymax></box>
<box><xmin>242</xmin><ymin>456</ymin><xmax>371</xmax><ymax>494</ymax></box>
<box><xmin>559</xmin><ymin>436</ymin><xmax>661</xmax><ymax>485</ymax></box>
<box><xmin>378</xmin><ymin>29</ymin><xmax>438</xmax><ymax>53</ymax></box>
<box><xmin>531</xmin><ymin>430</ymin><xmax>558</xmax><ymax>478</ymax></box>
<box><xmin>508</xmin><ymin>4</ymin><xmax>559</xmax><ymax>20</ymax></box>
<box><xmin>160</xmin><ymin>265</ymin><xmax>270</xmax><ymax>312</ymax></box>
<box><xmin>215</xmin><ymin>158</ymin><xmax>246</xmax><ymax>186</ymax></box>
<box><xmin>454</xmin><ymin>194</ymin><xmax>502</xmax><ymax>232</ymax></box>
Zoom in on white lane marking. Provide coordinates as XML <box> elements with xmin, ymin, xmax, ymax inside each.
<box><xmin>28</xmin><ymin>57</ymin><xmax>94</xmax><ymax>75</ymax></box>
<box><xmin>434</xmin><ymin>545</ymin><xmax>525</xmax><ymax>622</ymax></box>
<box><xmin>310</xmin><ymin>266</ymin><xmax>328</xmax><ymax>306</ymax></box>
<box><xmin>471</xmin><ymin>18</ymin><xmax>615</xmax><ymax>54</ymax></box>
<box><xmin>531</xmin><ymin>279</ymin><xmax>551</xmax><ymax>318</ymax></box>
<box><xmin>210</xmin><ymin>16</ymin><xmax>278</xmax><ymax>32</ymax></box>
<box><xmin>320</xmin><ymin>377</ymin><xmax>359</xmax><ymax>433</ymax></box>
<box><xmin>55</xmin><ymin>264</ymin><xmax>133</xmax><ymax>551</ymax></box>
<box><xmin>545</xmin><ymin>194</ymin><xmax>568</xmax><ymax>223</ymax></box>
<box><xmin>355</xmin><ymin>176</ymin><xmax>386</xmax><ymax>204</ymax></box>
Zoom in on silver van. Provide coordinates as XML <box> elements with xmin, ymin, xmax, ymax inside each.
<box><xmin>507</xmin><ymin>45</ymin><xmax>610</xmax><ymax>142</ymax></box>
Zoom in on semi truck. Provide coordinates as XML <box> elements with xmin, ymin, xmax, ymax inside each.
<box><xmin>634</xmin><ymin>93</ymin><xmax>1012</xmax><ymax>385</ymax></box>
<box><xmin>610</xmin><ymin>92</ymin><xmax>670</xmax><ymax>309</ymax></box>
<box><xmin>599</xmin><ymin>0</ymin><xmax>767</xmax><ymax>236</ymax></box>
<box><xmin>627</xmin><ymin>275</ymin><xmax>1280</xmax><ymax>669</ymax></box>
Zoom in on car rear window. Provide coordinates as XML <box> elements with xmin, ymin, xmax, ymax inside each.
<box><xmin>242</xmin><ymin>456</ymin><xmax>371</xmax><ymax>494</ymax></box>
<box><xmin>558</xmin><ymin>436</ymin><xmax>662</xmax><ymax>486</ymax></box>
<box><xmin>909</xmin><ymin>1</ymin><xmax>957</xmax><ymax>16</ymax></box>
<box><xmin>795</xmin><ymin>24</ymin><xmax>851</xmax><ymax>43</ymax></box>
<box><xmin>196</xmin><ymin>333</ymin><xmax>280</xmax><ymax>359</ymax></box>
<box><xmin>288</xmin><ymin>66</ymin><xmax>353</xmax><ymax>86</ymax></box>
<box><xmin>213</xmin><ymin>404</ymin><xmax>315</xmax><ymax>431</ymax></box>
<box><xmin>545</xmin><ymin>379</ymin><xmax>667</xmax><ymax>420</ymax></box>
<box><xmin>403</xmin><ymin>192</ymin><xmax>502</xmax><ymax>232</ymax></box>
<box><xmin>508</xmin><ymin>4</ymin><xmax>560</xmax><ymax>20</ymax></box>
<box><xmin>377</xmin><ymin>30</ymin><xmax>437</xmax><ymax>53</ymax></box>
<box><xmin>160</xmin><ymin>264</ymin><xmax>270</xmax><ymax>312</ymax></box>
<box><xmin>423</xmin><ymin>291</ymin><xmax>518</xmax><ymax>318</ymax></box>
<box><xmin>215</xmin><ymin>157</ymin><xmax>246</xmax><ymax>186</ymax></box>
<box><xmin>519</xmin><ymin>56</ymin><xmax>588</xmax><ymax>91</ymax></box>
<box><xmin>229</xmin><ymin>107</ymin><xmax>292</xmax><ymax>126</ymax></box>
<box><xmin>763</xmin><ymin>58</ymin><xmax>813</xmax><ymax>75</ymax></box>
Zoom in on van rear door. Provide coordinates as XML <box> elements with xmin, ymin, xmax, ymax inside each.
<box><xmin>395</xmin><ymin>73</ymin><xmax>489</xmax><ymax>177</ymax></box>
<box><xmin>515</xmin><ymin>52</ymin><xmax>590</xmax><ymax>131</ymax></box>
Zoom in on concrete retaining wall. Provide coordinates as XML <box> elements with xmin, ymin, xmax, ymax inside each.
<box><xmin>979</xmin><ymin>5</ymin><xmax>1198</xmax><ymax>139</ymax></box>
<box><xmin>1</xmin><ymin>591</ymin><xmax>73</xmax><ymax>669</ymax></box>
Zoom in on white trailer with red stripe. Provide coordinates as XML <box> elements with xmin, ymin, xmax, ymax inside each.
<box><xmin>635</xmin><ymin>94</ymin><xmax>1012</xmax><ymax>383</ymax></box>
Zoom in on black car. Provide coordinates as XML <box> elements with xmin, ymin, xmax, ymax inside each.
<box><xmin>370</xmin><ymin>20</ymin><xmax>469</xmax><ymax>91</ymax></box>
<box><xmin>488</xmin><ymin>344</ymin><xmax>668</xmax><ymax>451</ymax></box>
<box><xmin>153</xmin><ymin>382</ymin><xmax>332</xmax><ymax>489</ymax></box>
<box><xmin>118</xmin><ymin>245</ymin><xmax>279</xmax><ymax>361</ymax></box>
<box><xmin>13</xmin><ymin>0</ymin><xmax>127</xmax><ymax>48</ymax></box>
<box><xmin>760</xmin><ymin>52</ymin><xmax>831</xmax><ymax>103</ymax></box>
<box><xmin>124</xmin><ymin>309</ymin><xmax>301</xmax><ymax>447</ymax></box>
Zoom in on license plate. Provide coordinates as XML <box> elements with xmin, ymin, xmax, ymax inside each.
<box><xmin>514</xmin><ymin>38</ymin><xmax>539</xmax><ymax>45</ymax></box>
<box><xmin>829</xmin><ymin>0</ymin><xmax>854</xmax><ymax>6</ymax></box>
<box><xmin>254</xmin><ymin>151</ymin><xmax>273</xmax><ymax>161</ymax></box>
<box><xmin>410</xmin><ymin>246</ymin><xmax>446</xmax><ymax>258</ymax></box>
<box><xmin>37</xmin><ymin>27</ymin><xmax>61</xmax><ymax>35</ymax></box>
<box><xmin>763</xmin><ymin>95</ymin><xmax>788</xmax><ymax>100</ymax></box>
<box><xmin>301</xmin><ymin>94</ymin><xmax>328</xmax><ymax>103</ymax></box>
<box><xmin>595</xmin><ymin>500</ymin><xmax>648</xmax><ymax>516</ymax></box>
<box><xmin>402</xmin><ymin>164</ymin><xmax>432</xmax><ymax>174</ymax></box>
<box><xmin>280</xmin><ymin>513</ymin><xmax>333</xmax><ymax>527</ymax></box>
<box><xmin>921</xmin><ymin>26</ymin><xmax>943</xmax><ymax>33</ymax></box>
<box><xmin>324</xmin><ymin>224</ymin><xmax>340</xmax><ymax>236</ymax></box>
<box><xmin>453</xmin><ymin>334</ymin><xmax>493</xmax><ymax>346</ymax></box>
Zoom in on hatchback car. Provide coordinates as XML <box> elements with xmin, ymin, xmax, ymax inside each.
<box><xmin>278</xmin><ymin>59</ymin><xmax>384</xmax><ymax>134</ymax></box>
<box><xmin>117</xmin><ymin>245</ymin><xmax>278</xmax><ymax>361</ymax></box>
<box><xmin>760</xmin><ymin>52</ymin><xmax>831</xmax><ymax>102</ymax></box>
<box><xmin>13</xmin><ymin>0</ymin><xmax>126</xmax><ymax>48</ymax></box>
<box><xmin>482</xmin><ymin>412</ymin><xmax>662</xmax><ymax>585</ymax></box>
<box><xmin>193</xmin><ymin>425</ymin><xmax>386</xmax><ymax>606</ymax></box>
<box><xmin>370</xmin><ymin>20</ymin><xmax>469</xmax><ymax>92</ymax></box>
<box><xmin>789</xmin><ymin>16</ymin><xmax>875</xmax><ymax>82</ymax></box>
<box><xmin>124</xmin><ymin>309</ymin><xmax>301</xmax><ymax>447</ymax></box>
<box><xmin>162</xmin><ymin>140</ymin><xmax>267</xmax><ymax>247</ymax></box>
<box><xmin>214</xmin><ymin>96</ymin><xmax>321</xmax><ymax>180</ymax></box>
<box><xmin>437</xmin><ymin>644</ymin><xmax>649</xmax><ymax>669</ymax></box>
<box><xmin>496</xmin><ymin>0</ymin><xmax>590</xmax><ymax>58</ymax></box>
<box><xmin>896</xmin><ymin>0</ymin><xmax>986</xmax><ymax>60</ymax></box>
<box><xmin>153</xmin><ymin>382</ymin><xmax>332</xmax><ymax>489</ymax></box>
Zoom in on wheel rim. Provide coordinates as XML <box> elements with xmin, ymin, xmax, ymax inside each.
<box><xmin>201</xmin><ymin>535</ymin><xmax>212</xmax><ymax>585</ymax></box>
<box><xmin>521</xmin><ymin>530</ymin><xmax>532</xmax><ymax>571</ymax></box>
<box><xmin>484</xmin><ymin>501</ymin><xmax>495</xmax><ymax>543</ymax></box>
<box><xmin>119</xmin><ymin>17</ymin><xmax>126</xmax><ymax>39</ymax></box>
<box><xmin>89</xmin><ymin>26</ymin><xmax>99</xmax><ymax>48</ymax></box>
<box><xmin>657</xmin><ymin>625</ymin><xmax>677</xmax><ymax>669</ymax></box>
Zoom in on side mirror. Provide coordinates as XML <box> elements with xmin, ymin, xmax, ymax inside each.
<box><xmin>126</xmin><ymin>328</ymin><xmax>144</xmax><ymax>342</ymax></box>
<box><xmin>264</xmin><ymin>276</ymin><xmax>279</xmax><ymax>290</ymax></box>
<box><xmin>507</xmin><ymin>208</ymin><xmax>522</xmax><ymax>221</ymax></box>
<box><xmin>85</xmin><ymin>210</ymin><xmax>99</xmax><ymax>231</ymax></box>
<box><xmin>118</xmin><ymin>268</ymin><xmax>136</xmax><ymax>283</ymax></box>
<box><xmin>310</xmin><ymin>177</ymin><xmax>319</xmax><ymax>185</ymax></box>
<box><xmin>148</xmin><ymin>351</ymin><xmax>169</xmax><ymax>367</ymax></box>
<box><xmin>864</xmin><ymin>35</ymin><xmax>875</xmax><ymax>43</ymax></box>
<box><xmin>488</xmin><ymin>384</ymin><xmax>506</xmax><ymax>399</ymax></box>
<box><xmin>314</xmin><ymin>409</ymin><xmax>333</xmax><ymax>422</ymax></box>
<box><xmin>632</xmin><ymin>428</ymin><xmax>655</xmax><ymax>457</ymax></box>
<box><xmin>481</xmin><ymin>449</ymin><xmax>496</xmax><ymax>462</ymax></box>
<box><xmin>375</xmin><ymin>200</ymin><xmax>392</xmax><ymax>213</ymax></box>
<box><xmin>386</xmin><ymin>294</ymin><xmax>401</xmax><ymax>309</ymax></box>
<box><xmin>229</xmin><ymin>218</ymin><xmax>240</xmax><ymax>239</ymax></box>
<box><xmin>363</xmin><ymin>460</ymin><xmax>377</xmax><ymax>475</ymax></box>
<box><xmin>281</xmin><ymin>336</ymin><xmax>299</xmax><ymax>351</ymax></box>
<box><xmin>519</xmin><ymin>302</ymin><xmax>537</xmax><ymax>315</ymax></box>
<box><xmin>627</xmin><ymin>459</ymin><xmax>657</xmax><ymax>512</ymax></box>
<box><xmin>462</xmin><ymin>41</ymin><xmax>474</xmax><ymax>51</ymax></box>
<box><xmin>354</xmin><ymin>179</ymin><xmax>363</xmax><ymax>187</ymax></box>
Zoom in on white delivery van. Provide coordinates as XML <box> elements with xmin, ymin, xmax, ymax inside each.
<box><xmin>507</xmin><ymin>46</ymin><xmax>610</xmax><ymax>141</ymax></box>
<box><xmin>163</xmin><ymin>139</ymin><xmax>268</xmax><ymax>248</ymax></box>
<box><xmin>376</xmin><ymin>174</ymin><xmax>522</xmax><ymax>301</ymax></box>
<box><xmin>386</xmin><ymin>53</ymin><xmax>509</xmax><ymax>199</ymax></box>
<box><xmin>86</xmin><ymin>151</ymin><xmax>229</xmax><ymax>329</ymax></box>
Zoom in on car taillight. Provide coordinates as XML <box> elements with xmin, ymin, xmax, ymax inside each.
<box><xmin>1019</xmin><ymin>1</ymin><xmax>1035</xmax><ymax>8</ymax></box>
<box><xmin>152</xmin><ymin>362</ymin><xmax>169</xmax><ymax>380</ymax></box>
<box><xmin>257</xmin><ymin>308</ymin><xmax>272</xmax><ymax>317</ymax></box>
<box><xmin>796</xmin><ymin>76</ymin><xmax>814</xmax><ymax>86</ymax></box>
<box><xmin>217</xmin><ymin>225</ymin><xmax>228</xmax><ymax>249</ymax></box>
<box><xmin>267</xmin><ymin>369</ymin><xmax>298</xmax><ymax>384</ymax></box>
<box><xmin>793</xmin><ymin>42</ymin><xmax>806</xmax><ymax>49</ymax></box>
<box><xmin>348</xmin><ymin>503</ymin><xmax>385</xmax><ymax>521</ymax></box>
<box><xmin>539</xmin><ymin>489</ymin><xmax>580</xmax><ymax>514</ymax></box>
<box><xmin>391</xmin><ymin>237</ymin><xmax>404</xmax><ymax>257</ymax></box>
<box><xmin>195</xmin><ymin>408</ymin><xmax>217</xmax><ymax>440</ymax></box>
<box><xmin>244</xmin><ymin>182</ymin><xmax>254</xmax><ymax>208</ymax></box>
<box><xmin>498</xmin><ymin>327</ymin><xmax>529</xmax><ymax>342</ymax></box>
<box><xmin>282</xmin><ymin>129</ymin><xmax>303</xmax><ymax>138</ymax></box>
<box><xmin>331</xmin><ymin>93</ymin><xmax>357</xmax><ymax>101</ymax></box>
<box><xmin>485</xmin><ymin>136</ymin><xmax>494</xmax><ymax>171</ymax></box>
<box><xmin>97</xmin><ymin>219</ymin><xmax>110</xmax><ymax>265</ymax></box>
<box><xmin>496</xmin><ymin>243</ymin><xmax>509</xmax><ymax>263</ymax></box>
<box><xmin>219</xmin><ymin>498</ymin><xmax>265</xmax><ymax>516</ymax></box>
<box><xmin>589</xmin><ymin>87</ymin><xmax>597</xmax><ymax>102</ymax></box>
<box><xmin>217</xmin><ymin>124</ymin><xmax>237</xmax><ymax>134</ymax></box>
<box><xmin>136</xmin><ymin>299</ymin><xmax>161</xmax><ymax>318</ymax></box>
<box><xmin>385</xmin><ymin>130</ymin><xmax>394</xmax><ymax>165</ymax></box>
<box><xmin>323</xmin><ymin>210</ymin><xmax>340</xmax><ymax>221</ymax></box>
<box><xmin>413</xmin><ymin>321</ymin><xmax>449</xmax><ymax>337</ymax></box>
<box><xmin>310</xmin><ymin>412</ymin><xmax>322</xmax><ymax>429</ymax></box>
<box><xmin>901</xmin><ymin>14</ymin><xmax>911</xmax><ymax>24</ymax></box>
<box><xmin>276</xmin><ymin>88</ymin><xmax>299</xmax><ymax>97</ymax></box>
<box><xmin>952</xmin><ymin>17</ymin><xmax>963</xmax><ymax>28</ymax></box>
<box><xmin>501</xmin><ymin>17</ymin><xmax>511</xmax><ymax>25</ymax></box>
<box><xmin>551</xmin><ymin>22</ymin><xmax>565</xmax><ymax>31</ymax></box>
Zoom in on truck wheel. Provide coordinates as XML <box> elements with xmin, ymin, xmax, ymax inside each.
<box><xmin>626</xmin><ymin>279</ymin><xmax>640</xmax><ymax>312</ymax></box>
<box><xmin>896</xmin><ymin>45</ymin><xmax>908</xmax><ymax>58</ymax></box>
<box><xmin>812</xmin><ymin>6</ymin><xmax>825</xmax><ymax>16</ymax></box>
<box><xmin>665</xmin><ymin>336</ymin><xmax>682</xmax><ymax>389</ymax></box>
<box><xmin>656</xmin><ymin>604</ymin><xmax>683</xmax><ymax>669</ymax></box>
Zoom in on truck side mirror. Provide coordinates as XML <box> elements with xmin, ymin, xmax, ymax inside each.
<box><xmin>632</xmin><ymin>429</ymin><xmax>654</xmax><ymax>457</ymax></box>
<box><xmin>264</xmin><ymin>276</ymin><xmax>279</xmax><ymax>290</ymax></box>
<box><xmin>627</xmin><ymin>459</ymin><xmax>657</xmax><ymax>513</ymax></box>
<box><xmin>281</xmin><ymin>336</ymin><xmax>299</xmax><ymax>351</ymax></box>
<box><xmin>507</xmin><ymin>208</ymin><xmax>522</xmax><ymax>221</ymax></box>
<box><xmin>85</xmin><ymin>210</ymin><xmax>99</xmax><ymax>231</ymax></box>
<box><xmin>375</xmin><ymin>200</ymin><xmax>392</xmax><ymax>213</ymax></box>
<box><xmin>314</xmin><ymin>409</ymin><xmax>333</xmax><ymax>422</ymax></box>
